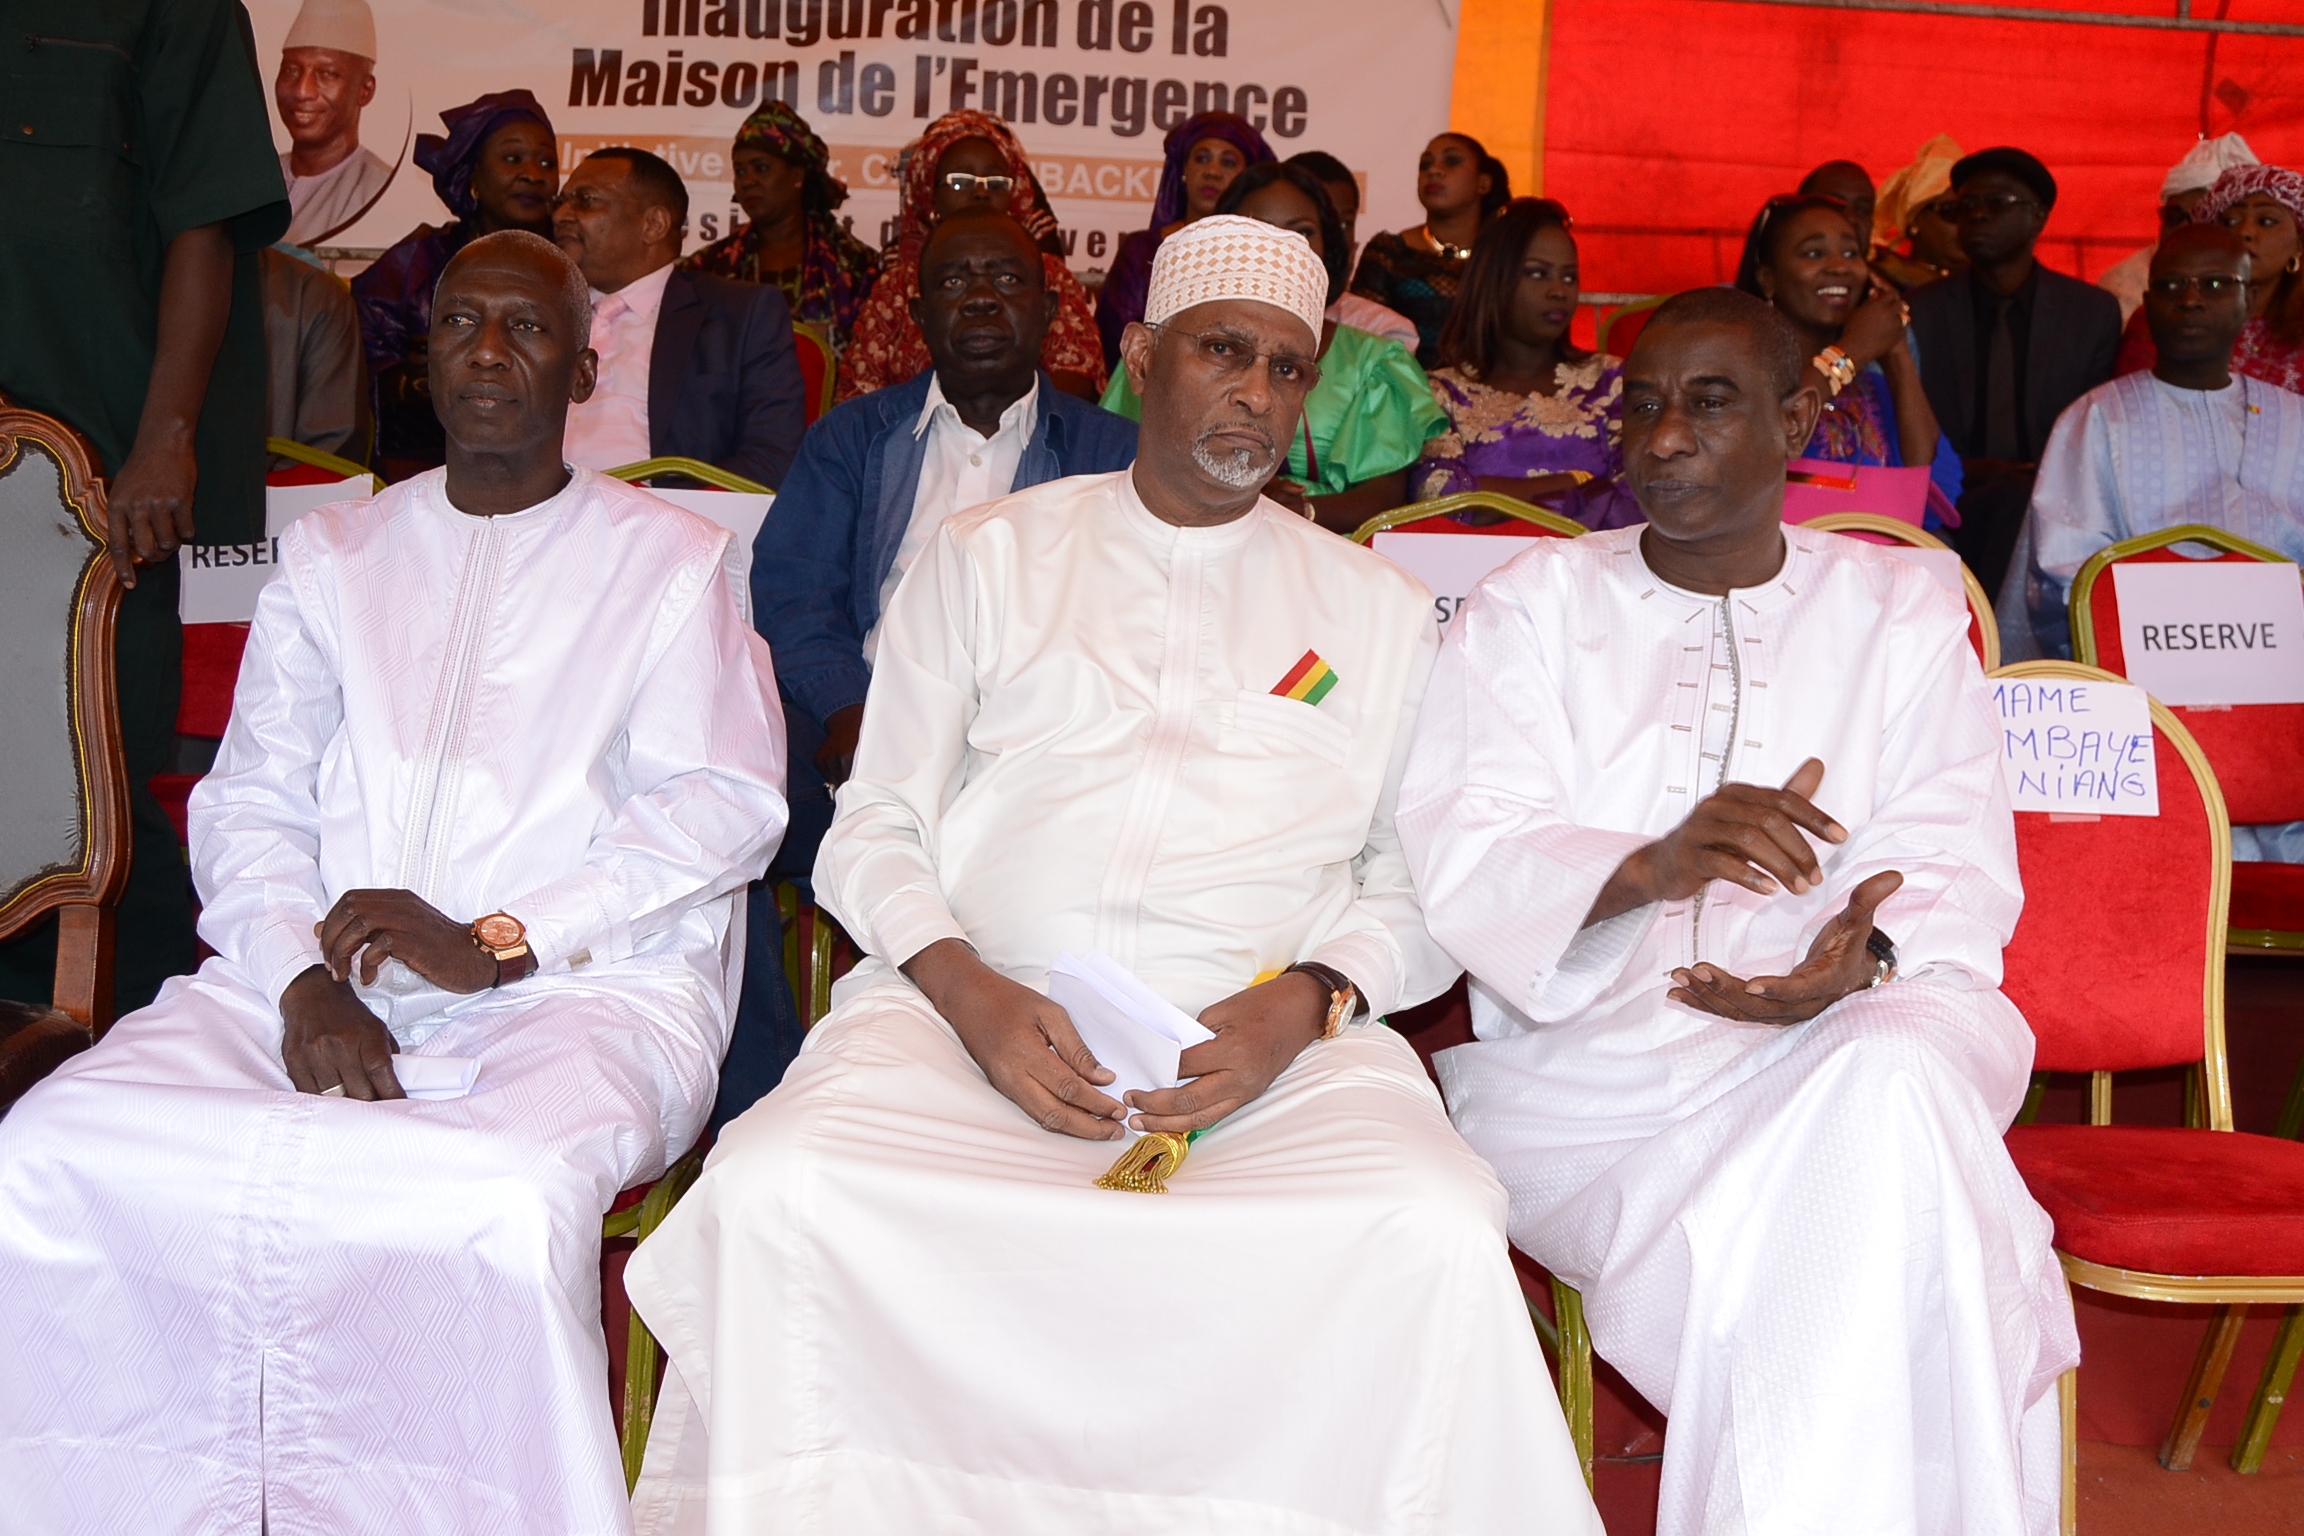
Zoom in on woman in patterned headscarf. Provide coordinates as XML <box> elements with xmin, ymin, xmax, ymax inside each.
<box><xmin>838</xmin><ymin>110</ymin><xmax>1104</xmax><ymax>400</ymax></box>
<box><xmin>350</xmin><ymin>89</ymin><xmax>558</xmax><ymax>477</ymax></box>
<box><xmin>2197</xmin><ymin>164</ymin><xmax>2304</xmax><ymax>393</ymax></box>
<box><xmin>1094</xmin><ymin>111</ymin><xmax>1274</xmax><ymax>367</ymax></box>
<box><xmin>681</xmin><ymin>101</ymin><xmax>881</xmax><ymax>355</ymax></box>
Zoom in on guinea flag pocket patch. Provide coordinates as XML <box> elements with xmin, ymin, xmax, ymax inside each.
<box><xmin>1273</xmin><ymin>649</ymin><xmax>1339</xmax><ymax>706</ymax></box>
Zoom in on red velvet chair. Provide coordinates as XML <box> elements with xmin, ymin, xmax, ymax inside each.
<box><xmin>794</xmin><ymin>321</ymin><xmax>837</xmax><ymax>425</ymax></box>
<box><xmin>1349</xmin><ymin>490</ymin><xmax>1587</xmax><ymax>544</ymax></box>
<box><xmin>1995</xmin><ymin>660</ymin><xmax>2304</xmax><ymax>1498</ymax></box>
<box><xmin>1803</xmin><ymin>512</ymin><xmax>2000</xmax><ymax>668</ymax></box>
<box><xmin>1596</xmin><ymin>292</ymin><xmax>1671</xmax><ymax>358</ymax></box>
<box><xmin>2067</xmin><ymin>525</ymin><xmax>2304</xmax><ymax>961</ymax></box>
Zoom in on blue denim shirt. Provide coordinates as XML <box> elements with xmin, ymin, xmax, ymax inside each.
<box><xmin>752</xmin><ymin>370</ymin><xmax>1140</xmax><ymax>726</ymax></box>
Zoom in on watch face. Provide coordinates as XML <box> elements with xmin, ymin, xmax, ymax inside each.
<box><xmin>475</xmin><ymin>913</ymin><xmax>526</xmax><ymax>949</ymax></box>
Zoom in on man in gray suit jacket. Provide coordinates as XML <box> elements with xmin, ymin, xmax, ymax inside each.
<box><xmin>553</xmin><ymin>146</ymin><xmax>806</xmax><ymax>490</ymax></box>
<box><xmin>1908</xmin><ymin>146</ymin><xmax>2121</xmax><ymax>596</ymax></box>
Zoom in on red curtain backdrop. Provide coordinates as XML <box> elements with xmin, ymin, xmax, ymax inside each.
<box><xmin>1541</xmin><ymin>0</ymin><xmax>2304</xmax><ymax>298</ymax></box>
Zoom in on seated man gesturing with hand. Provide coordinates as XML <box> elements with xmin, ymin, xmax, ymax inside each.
<box><xmin>1399</xmin><ymin>287</ymin><xmax>2077</xmax><ymax>1536</ymax></box>
<box><xmin>0</xmin><ymin>230</ymin><xmax>787</xmax><ymax>1535</ymax></box>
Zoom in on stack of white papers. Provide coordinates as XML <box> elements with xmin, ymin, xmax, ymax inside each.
<box><xmin>393</xmin><ymin>1055</ymin><xmax>480</xmax><ymax>1101</ymax></box>
<box><xmin>1047</xmin><ymin>952</ymin><xmax>1215</xmax><ymax>1131</ymax></box>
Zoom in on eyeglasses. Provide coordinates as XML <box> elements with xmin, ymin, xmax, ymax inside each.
<box><xmin>2148</xmin><ymin>273</ymin><xmax>2250</xmax><ymax>299</ymax></box>
<box><xmin>941</xmin><ymin>172</ymin><xmax>1015</xmax><ymax>197</ymax></box>
<box><xmin>1148</xmin><ymin>322</ymin><xmax>1322</xmax><ymax>394</ymax></box>
<box><xmin>1930</xmin><ymin>193</ymin><xmax>2040</xmax><ymax>221</ymax></box>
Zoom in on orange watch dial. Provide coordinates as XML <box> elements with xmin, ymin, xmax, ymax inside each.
<box><xmin>474</xmin><ymin>913</ymin><xmax>526</xmax><ymax>952</ymax></box>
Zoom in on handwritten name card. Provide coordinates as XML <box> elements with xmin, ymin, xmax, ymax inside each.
<box><xmin>1994</xmin><ymin>676</ymin><xmax>2159</xmax><ymax>817</ymax></box>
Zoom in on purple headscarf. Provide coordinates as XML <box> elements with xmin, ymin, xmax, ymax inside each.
<box><xmin>414</xmin><ymin>89</ymin><xmax>556</xmax><ymax>220</ymax></box>
<box><xmin>1147</xmin><ymin>112</ymin><xmax>1275</xmax><ymax>230</ymax></box>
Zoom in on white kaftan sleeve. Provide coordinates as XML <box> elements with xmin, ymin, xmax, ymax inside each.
<box><xmin>2025</xmin><ymin>396</ymin><xmax>2121</xmax><ymax>596</ymax></box>
<box><xmin>1396</xmin><ymin>576</ymin><xmax>1659</xmax><ymax>1025</ymax></box>
<box><xmin>188</xmin><ymin>552</ymin><xmax>345</xmax><ymax>1006</ymax></box>
<box><xmin>500</xmin><ymin>541</ymin><xmax>789</xmax><ymax>972</ymax></box>
<box><xmin>811</xmin><ymin>519</ymin><xmax>978</xmax><ymax>968</ymax></box>
<box><xmin>1802</xmin><ymin>580</ymin><xmax>2023</xmax><ymax>990</ymax></box>
<box><xmin>1299</xmin><ymin>618</ymin><xmax>1458</xmax><ymax>1019</ymax></box>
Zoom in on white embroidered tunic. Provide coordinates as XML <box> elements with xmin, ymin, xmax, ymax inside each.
<box><xmin>625</xmin><ymin>470</ymin><xmax>1603</xmax><ymax>1536</ymax></box>
<box><xmin>0</xmin><ymin>468</ymin><xmax>788</xmax><ymax>1535</ymax></box>
<box><xmin>1400</xmin><ymin>523</ymin><xmax>2079</xmax><ymax>1536</ymax></box>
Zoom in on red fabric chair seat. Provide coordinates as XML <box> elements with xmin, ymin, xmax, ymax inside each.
<box><xmin>2229</xmin><ymin>858</ymin><xmax>2304</xmax><ymax>934</ymax></box>
<box><xmin>2006</xmin><ymin>1124</ymin><xmax>2304</xmax><ymax>1275</ymax></box>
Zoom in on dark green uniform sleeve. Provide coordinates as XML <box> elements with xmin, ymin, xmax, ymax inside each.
<box><xmin>0</xmin><ymin>0</ymin><xmax>288</xmax><ymax>541</ymax></box>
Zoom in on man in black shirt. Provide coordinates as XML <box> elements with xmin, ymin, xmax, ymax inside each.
<box><xmin>1908</xmin><ymin>146</ymin><xmax>2120</xmax><ymax>595</ymax></box>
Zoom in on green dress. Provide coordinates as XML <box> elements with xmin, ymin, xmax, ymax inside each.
<box><xmin>1100</xmin><ymin>324</ymin><xmax>1445</xmax><ymax>498</ymax></box>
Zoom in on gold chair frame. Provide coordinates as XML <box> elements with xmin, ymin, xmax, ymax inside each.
<box><xmin>2065</xmin><ymin>523</ymin><xmax>2304</xmax><ymax>956</ymax></box>
<box><xmin>1801</xmin><ymin>511</ymin><xmax>2002</xmax><ymax>670</ymax></box>
<box><xmin>263</xmin><ymin>436</ymin><xmax>384</xmax><ymax>493</ymax></box>
<box><xmin>1997</xmin><ymin>662</ymin><xmax>2303</xmax><ymax>1511</ymax></box>
<box><xmin>0</xmin><ymin>406</ymin><xmax>130</xmax><ymax>1034</ymax></box>
<box><xmin>605</xmin><ymin>456</ymin><xmax>774</xmax><ymax>496</ymax></box>
<box><xmin>591</xmin><ymin>456</ymin><xmax>770</xmax><ymax>1485</ymax></box>
<box><xmin>1349</xmin><ymin>491</ymin><xmax>1586</xmax><ymax>545</ymax></box>
<box><xmin>1595</xmin><ymin>292</ymin><xmax>1670</xmax><ymax>357</ymax></box>
<box><xmin>794</xmin><ymin>320</ymin><xmax>839</xmax><ymax>424</ymax></box>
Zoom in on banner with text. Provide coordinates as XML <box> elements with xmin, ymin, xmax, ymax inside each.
<box><xmin>246</xmin><ymin>0</ymin><xmax>1458</xmax><ymax>275</ymax></box>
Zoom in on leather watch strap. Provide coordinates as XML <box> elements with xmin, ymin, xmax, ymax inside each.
<box><xmin>1284</xmin><ymin>960</ymin><xmax>1366</xmax><ymax>1038</ymax></box>
<box><xmin>495</xmin><ymin>948</ymin><xmax>538</xmax><ymax>988</ymax></box>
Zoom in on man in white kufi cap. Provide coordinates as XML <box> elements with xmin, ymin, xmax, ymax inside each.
<box><xmin>275</xmin><ymin>0</ymin><xmax>395</xmax><ymax>245</ymax></box>
<box><xmin>2098</xmin><ymin>132</ymin><xmax>2259</xmax><ymax>322</ymax></box>
<box><xmin>624</xmin><ymin>214</ymin><xmax>1601</xmax><ymax>1535</ymax></box>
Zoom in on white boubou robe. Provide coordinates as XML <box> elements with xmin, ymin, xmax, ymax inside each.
<box><xmin>0</xmin><ymin>469</ymin><xmax>787</xmax><ymax>1536</ymax></box>
<box><xmin>1398</xmin><ymin>524</ymin><xmax>2080</xmax><ymax>1536</ymax></box>
<box><xmin>625</xmin><ymin>470</ymin><xmax>1602</xmax><ymax>1536</ymax></box>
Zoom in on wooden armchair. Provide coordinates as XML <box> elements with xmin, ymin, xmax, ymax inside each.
<box><xmin>0</xmin><ymin>402</ymin><xmax>130</xmax><ymax>1106</ymax></box>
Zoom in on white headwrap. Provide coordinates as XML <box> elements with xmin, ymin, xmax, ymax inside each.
<box><xmin>2163</xmin><ymin>132</ymin><xmax>2258</xmax><ymax>201</ymax></box>
<box><xmin>1143</xmin><ymin>214</ymin><xmax>1328</xmax><ymax>345</ymax></box>
<box><xmin>284</xmin><ymin>0</ymin><xmax>377</xmax><ymax>60</ymax></box>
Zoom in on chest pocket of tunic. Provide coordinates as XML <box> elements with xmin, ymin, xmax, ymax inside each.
<box><xmin>1225</xmin><ymin>689</ymin><xmax>1353</xmax><ymax>767</ymax></box>
<box><xmin>6</xmin><ymin>45</ymin><xmax>140</xmax><ymax>256</ymax></box>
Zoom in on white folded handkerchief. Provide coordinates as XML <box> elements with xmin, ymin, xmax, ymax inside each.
<box><xmin>393</xmin><ymin>1055</ymin><xmax>480</xmax><ymax>1100</ymax></box>
<box><xmin>1047</xmin><ymin>951</ymin><xmax>1215</xmax><ymax>1131</ymax></box>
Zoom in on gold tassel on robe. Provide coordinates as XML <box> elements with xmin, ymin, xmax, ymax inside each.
<box><xmin>1095</xmin><ymin>1131</ymin><xmax>1191</xmax><ymax>1193</ymax></box>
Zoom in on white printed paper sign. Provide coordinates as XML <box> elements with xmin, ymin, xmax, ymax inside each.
<box><xmin>1370</xmin><ymin>531</ymin><xmax>1544</xmax><ymax>637</ymax></box>
<box><xmin>2113</xmin><ymin>561</ymin><xmax>2304</xmax><ymax>706</ymax></box>
<box><xmin>1993</xmin><ymin>675</ymin><xmax>2159</xmax><ymax>817</ymax></box>
<box><xmin>179</xmin><ymin>477</ymin><xmax>368</xmax><ymax>625</ymax></box>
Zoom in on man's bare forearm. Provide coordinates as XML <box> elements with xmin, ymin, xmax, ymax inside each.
<box><xmin>1581</xmin><ymin>844</ymin><xmax>1658</xmax><ymax>929</ymax></box>
<box><xmin>136</xmin><ymin>223</ymin><xmax>234</xmax><ymax>456</ymax></box>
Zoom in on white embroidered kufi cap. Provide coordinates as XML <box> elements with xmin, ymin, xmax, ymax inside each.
<box><xmin>2163</xmin><ymin>132</ymin><xmax>2258</xmax><ymax>200</ymax></box>
<box><xmin>1143</xmin><ymin>214</ymin><xmax>1328</xmax><ymax>346</ymax></box>
<box><xmin>284</xmin><ymin>0</ymin><xmax>378</xmax><ymax>60</ymax></box>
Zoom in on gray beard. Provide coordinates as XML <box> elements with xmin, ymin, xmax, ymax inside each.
<box><xmin>1190</xmin><ymin>424</ymin><xmax>1277</xmax><ymax>488</ymax></box>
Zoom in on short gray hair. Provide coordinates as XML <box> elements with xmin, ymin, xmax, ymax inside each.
<box><xmin>1638</xmin><ymin>287</ymin><xmax>1806</xmax><ymax>399</ymax></box>
<box><xmin>438</xmin><ymin>228</ymin><xmax>594</xmax><ymax>339</ymax></box>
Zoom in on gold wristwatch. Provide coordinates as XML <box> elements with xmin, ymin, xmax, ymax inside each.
<box><xmin>1285</xmin><ymin>961</ymin><xmax>1363</xmax><ymax>1040</ymax></box>
<box><xmin>471</xmin><ymin>912</ymin><xmax>535</xmax><ymax>988</ymax></box>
